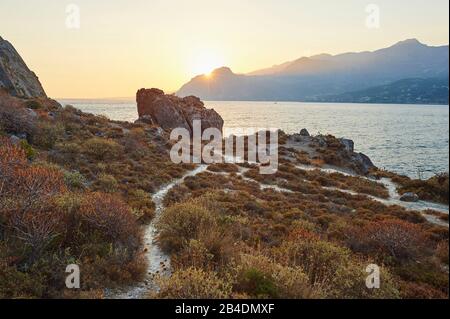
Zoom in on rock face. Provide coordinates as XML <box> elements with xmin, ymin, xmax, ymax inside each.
<box><xmin>339</xmin><ymin>138</ymin><xmax>355</xmax><ymax>153</ymax></box>
<box><xmin>400</xmin><ymin>192</ymin><xmax>420</xmax><ymax>202</ymax></box>
<box><xmin>299</xmin><ymin>128</ymin><xmax>310</xmax><ymax>137</ymax></box>
<box><xmin>0</xmin><ymin>36</ymin><xmax>47</xmax><ymax>98</ymax></box>
<box><xmin>352</xmin><ymin>152</ymin><xmax>375</xmax><ymax>175</ymax></box>
<box><xmin>136</xmin><ymin>88</ymin><xmax>224</xmax><ymax>134</ymax></box>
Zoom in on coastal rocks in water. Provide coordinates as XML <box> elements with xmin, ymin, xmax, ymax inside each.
<box><xmin>136</xmin><ymin>88</ymin><xmax>224</xmax><ymax>134</ymax></box>
<box><xmin>400</xmin><ymin>192</ymin><xmax>420</xmax><ymax>202</ymax></box>
<box><xmin>300</xmin><ymin>128</ymin><xmax>310</xmax><ymax>137</ymax></box>
<box><xmin>0</xmin><ymin>36</ymin><xmax>47</xmax><ymax>98</ymax></box>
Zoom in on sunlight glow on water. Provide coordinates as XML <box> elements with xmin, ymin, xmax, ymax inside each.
<box><xmin>59</xmin><ymin>99</ymin><xmax>449</xmax><ymax>179</ymax></box>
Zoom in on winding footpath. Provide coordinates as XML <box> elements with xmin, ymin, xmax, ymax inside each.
<box><xmin>106</xmin><ymin>165</ymin><xmax>208</xmax><ymax>299</ymax></box>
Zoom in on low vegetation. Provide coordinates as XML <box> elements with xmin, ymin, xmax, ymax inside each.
<box><xmin>0</xmin><ymin>97</ymin><xmax>189</xmax><ymax>298</ymax></box>
<box><xmin>1</xmin><ymin>96</ymin><xmax>448</xmax><ymax>299</ymax></box>
<box><xmin>155</xmin><ymin>165</ymin><xmax>448</xmax><ymax>299</ymax></box>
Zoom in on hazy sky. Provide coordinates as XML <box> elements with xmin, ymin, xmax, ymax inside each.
<box><xmin>1</xmin><ymin>0</ymin><xmax>448</xmax><ymax>98</ymax></box>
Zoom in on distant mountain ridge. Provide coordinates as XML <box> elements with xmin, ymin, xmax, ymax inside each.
<box><xmin>177</xmin><ymin>39</ymin><xmax>449</xmax><ymax>104</ymax></box>
<box><xmin>317</xmin><ymin>77</ymin><xmax>449</xmax><ymax>105</ymax></box>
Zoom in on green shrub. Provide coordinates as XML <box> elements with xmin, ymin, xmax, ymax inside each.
<box><xmin>19</xmin><ymin>139</ymin><xmax>36</xmax><ymax>160</ymax></box>
<box><xmin>33</xmin><ymin>122</ymin><xmax>64</xmax><ymax>149</ymax></box>
<box><xmin>82</xmin><ymin>138</ymin><xmax>123</xmax><ymax>160</ymax></box>
<box><xmin>239</xmin><ymin>268</ymin><xmax>279</xmax><ymax>298</ymax></box>
<box><xmin>25</xmin><ymin>100</ymin><xmax>42</xmax><ymax>110</ymax></box>
<box><xmin>64</xmin><ymin>171</ymin><xmax>87</xmax><ymax>190</ymax></box>
<box><xmin>96</xmin><ymin>174</ymin><xmax>119</xmax><ymax>193</ymax></box>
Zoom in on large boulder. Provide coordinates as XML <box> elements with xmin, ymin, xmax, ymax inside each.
<box><xmin>136</xmin><ymin>88</ymin><xmax>224</xmax><ymax>135</ymax></box>
<box><xmin>0</xmin><ymin>36</ymin><xmax>47</xmax><ymax>99</ymax></box>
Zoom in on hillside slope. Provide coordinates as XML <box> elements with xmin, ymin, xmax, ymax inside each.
<box><xmin>317</xmin><ymin>78</ymin><xmax>449</xmax><ymax>105</ymax></box>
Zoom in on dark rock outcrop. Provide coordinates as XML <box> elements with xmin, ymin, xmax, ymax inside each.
<box><xmin>351</xmin><ymin>152</ymin><xmax>375</xmax><ymax>175</ymax></box>
<box><xmin>299</xmin><ymin>128</ymin><xmax>310</xmax><ymax>137</ymax></box>
<box><xmin>0</xmin><ymin>36</ymin><xmax>47</xmax><ymax>99</ymax></box>
<box><xmin>136</xmin><ymin>88</ymin><xmax>224</xmax><ymax>134</ymax></box>
<box><xmin>400</xmin><ymin>192</ymin><xmax>420</xmax><ymax>202</ymax></box>
<box><xmin>339</xmin><ymin>138</ymin><xmax>355</xmax><ymax>153</ymax></box>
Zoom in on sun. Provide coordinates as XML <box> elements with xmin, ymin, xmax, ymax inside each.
<box><xmin>191</xmin><ymin>51</ymin><xmax>225</xmax><ymax>77</ymax></box>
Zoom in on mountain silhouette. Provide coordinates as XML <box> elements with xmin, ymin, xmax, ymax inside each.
<box><xmin>177</xmin><ymin>39</ymin><xmax>449</xmax><ymax>103</ymax></box>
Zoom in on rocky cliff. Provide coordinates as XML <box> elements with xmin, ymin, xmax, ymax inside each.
<box><xmin>136</xmin><ymin>88</ymin><xmax>224</xmax><ymax>134</ymax></box>
<box><xmin>0</xmin><ymin>36</ymin><xmax>47</xmax><ymax>98</ymax></box>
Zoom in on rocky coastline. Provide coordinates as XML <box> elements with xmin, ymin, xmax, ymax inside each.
<box><xmin>0</xmin><ymin>35</ymin><xmax>449</xmax><ymax>299</ymax></box>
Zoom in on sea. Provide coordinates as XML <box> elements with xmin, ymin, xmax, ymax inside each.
<box><xmin>58</xmin><ymin>99</ymin><xmax>449</xmax><ymax>180</ymax></box>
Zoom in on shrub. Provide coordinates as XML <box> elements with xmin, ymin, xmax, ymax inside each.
<box><xmin>435</xmin><ymin>241</ymin><xmax>449</xmax><ymax>265</ymax></box>
<box><xmin>153</xmin><ymin>267</ymin><xmax>232</xmax><ymax>299</ymax></box>
<box><xmin>19</xmin><ymin>140</ymin><xmax>36</xmax><ymax>160</ymax></box>
<box><xmin>82</xmin><ymin>138</ymin><xmax>123</xmax><ymax>160</ymax></box>
<box><xmin>0</xmin><ymin>262</ymin><xmax>46</xmax><ymax>298</ymax></box>
<box><xmin>157</xmin><ymin>201</ymin><xmax>217</xmax><ymax>253</ymax></box>
<box><xmin>1</xmin><ymin>146</ymin><xmax>67</xmax><ymax>214</ymax></box>
<box><xmin>395</xmin><ymin>261</ymin><xmax>449</xmax><ymax>294</ymax></box>
<box><xmin>348</xmin><ymin>219</ymin><xmax>430</xmax><ymax>262</ymax></box>
<box><xmin>25</xmin><ymin>100</ymin><xmax>42</xmax><ymax>110</ymax></box>
<box><xmin>8</xmin><ymin>210</ymin><xmax>63</xmax><ymax>263</ymax></box>
<box><xmin>33</xmin><ymin>122</ymin><xmax>64</xmax><ymax>149</ymax></box>
<box><xmin>172</xmin><ymin>240</ymin><xmax>214</xmax><ymax>270</ymax></box>
<box><xmin>234</xmin><ymin>253</ymin><xmax>317</xmax><ymax>299</ymax></box>
<box><xmin>273</xmin><ymin>236</ymin><xmax>399</xmax><ymax>298</ymax></box>
<box><xmin>127</xmin><ymin>189</ymin><xmax>155</xmax><ymax>221</ymax></box>
<box><xmin>275</xmin><ymin>235</ymin><xmax>352</xmax><ymax>287</ymax></box>
<box><xmin>53</xmin><ymin>142</ymin><xmax>82</xmax><ymax>165</ymax></box>
<box><xmin>63</xmin><ymin>171</ymin><xmax>87</xmax><ymax>190</ymax></box>
<box><xmin>0</xmin><ymin>97</ymin><xmax>36</xmax><ymax>138</ymax></box>
<box><xmin>399</xmin><ymin>281</ymin><xmax>448</xmax><ymax>299</ymax></box>
<box><xmin>0</xmin><ymin>137</ymin><xmax>27</xmax><ymax>185</ymax></box>
<box><xmin>78</xmin><ymin>193</ymin><xmax>140</xmax><ymax>246</ymax></box>
<box><xmin>96</xmin><ymin>174</ymin><xmax>119</xmax><ymax>193</ymax></box>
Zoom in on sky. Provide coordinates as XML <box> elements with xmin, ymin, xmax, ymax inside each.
<box><xmin>1</xmin><ymin>0</ymin><xmax>449</xmax><ymax>98</ymax></box>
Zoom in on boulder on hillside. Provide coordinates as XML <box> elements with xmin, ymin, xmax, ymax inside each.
<box><xmin>339</xmin><ymin>138</ymin><xmax>355</xmax><ymax>153</ymax></box>
<box><xmin>400</xmin><ymin>192</ymin><xmax>420</xmax><ymax>202</ymax></box>
<box><xmin>136</xmin><ymin>88</ymin><xmax>224</xmax><ymax>135</ymax></box>
<box><xmin>0</xmin><ymin>36</ymin><xmax>47</xmax><ymax>99</ymax></box>
<box><xmin>299</xmin><ymin>128</ymin><xmax>310</xmax><ymax>137</ymax></box>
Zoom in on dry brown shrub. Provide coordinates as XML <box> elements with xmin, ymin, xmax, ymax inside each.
<box><xmin>79</xmin><ymin>192</ymin><xmax>140</xmax><ymax>246</ymax></box>
<box><xmin>152</xmin><ymin>267</ymin><xmax>232</xmax><ymax>299</ymax></box>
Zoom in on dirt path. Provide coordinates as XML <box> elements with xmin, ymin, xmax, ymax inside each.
<box><xmin>105</xmin><ymin>165</ymin><xmax>208</xmax><ymax>299</ymax></box>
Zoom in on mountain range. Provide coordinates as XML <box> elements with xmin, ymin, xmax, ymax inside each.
<box><xmin>177</xmin><ymin>39</ymin><xmax>449</xmax><ymax>104</ymax></box>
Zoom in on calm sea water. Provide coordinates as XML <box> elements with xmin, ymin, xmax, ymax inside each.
<box><xmin>59</xmin><ymin>99</ymin><xmax>449</xmax><ymax>179</ymax></box>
